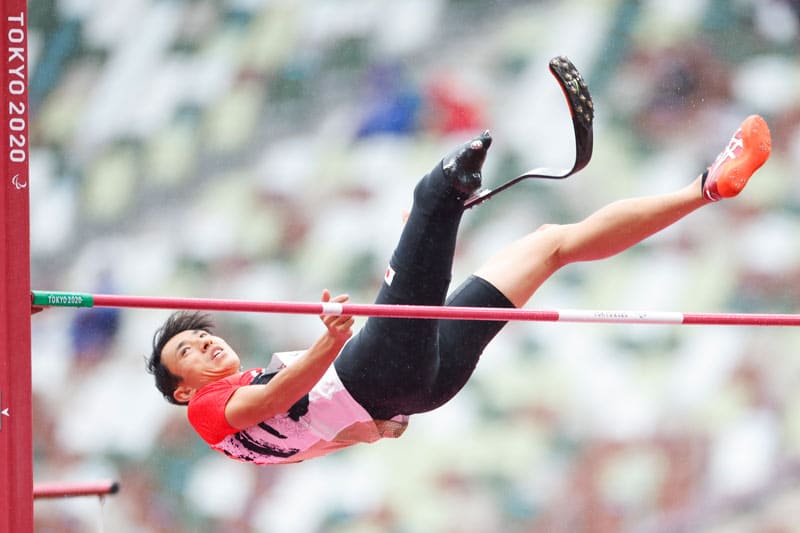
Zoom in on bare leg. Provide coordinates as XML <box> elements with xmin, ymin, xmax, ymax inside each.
<box><xmin>476</xmin><ymin>114</ymin><xmax>772</xmax><ymax>306</ymax></box>
<box><xmin>474</xmin><ymin>176</ymin><xmax>710</xmax><ymax>307</ymax></box>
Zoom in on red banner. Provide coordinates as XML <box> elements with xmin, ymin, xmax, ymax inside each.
<box><xmin>1</xmin><ymin>0</ymin><xmax>32</xmax><ymax>531</ymax></box>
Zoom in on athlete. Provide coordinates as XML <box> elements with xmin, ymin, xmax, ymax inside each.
<box><xmin>147</xmin><ymin>115</ymin><xmax>771</xmax><ymax>464</ymax></box>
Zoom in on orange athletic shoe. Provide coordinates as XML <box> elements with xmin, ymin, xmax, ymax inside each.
<box><xmin>702</xmin><ymin>115</ymin><xmax>771</xmax><ymax>201</ymax></box>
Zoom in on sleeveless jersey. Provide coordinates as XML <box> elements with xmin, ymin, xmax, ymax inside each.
<box><xmin>187</xmin><ymin>352</ymin><xmax>408</xmax><ymax>464</ymax></box>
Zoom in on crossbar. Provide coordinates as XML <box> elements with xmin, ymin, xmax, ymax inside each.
<box><xmin>31</xmin><ymin>291</ymin><xmax>800</xmax><ymax>326</ymax></box>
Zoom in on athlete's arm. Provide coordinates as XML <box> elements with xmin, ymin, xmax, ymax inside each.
<box><xmin>223</xmin><ymin>290</ymin><xmax>354</xmax><ymax>429</ymax></box>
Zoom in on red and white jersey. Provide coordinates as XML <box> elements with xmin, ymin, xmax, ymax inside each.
<box><xmin>187</xmin><ymin>352</ymin><xmax>407</xmax><ymax>464</ymax></box>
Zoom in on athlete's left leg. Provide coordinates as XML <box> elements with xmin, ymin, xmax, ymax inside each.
<box><xmin>482</xmin><ymin>114</ymin><xmax>770</xmax><ymax>307</ymax></box>
<box><xmin>476</xmin><ymin>176</ymin><xmax>709</xmax><ymax>308</ymax></box>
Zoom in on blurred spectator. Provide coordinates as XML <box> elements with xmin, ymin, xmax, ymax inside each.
<box><xmin>355</xmin><ymin>62</ymin><xmax>421</xmax><ymax>138</ymax></box>
<box><xmin>424</xmin><ymin>75</ymin><xmax>486</xmax><ymax>136</ymax></box>
<box><xmin>68</xmin><ymin>272</ymin><xmax>121</xmax><ymax>368</ymax></box>
<box><xmin>617</xmin><ymin>40</ymin><xmax>733</xmax><ymax>145</ymax></box>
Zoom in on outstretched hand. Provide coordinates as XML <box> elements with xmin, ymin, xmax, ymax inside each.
<box><xmin>320</xmin><ymin>289</ymin><xmax>354</xmax><ymax>342</ymax></box>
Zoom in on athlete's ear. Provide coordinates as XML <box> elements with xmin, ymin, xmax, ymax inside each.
<box><xmin>173</xmin><ymin>384</ymin><xmax>196</xmax><ymax>404</ymax></box>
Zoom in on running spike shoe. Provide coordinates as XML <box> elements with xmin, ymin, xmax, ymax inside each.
<box><xmin>702</xmin><ymin>115</ymin><xmax>771</xmax><ymax>201</ymax></box>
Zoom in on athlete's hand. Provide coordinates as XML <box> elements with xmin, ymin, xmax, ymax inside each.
<box><xmin>320</xmin><ymin>289</ymin><xmax>354</xmax><ymax>342</ymax></box>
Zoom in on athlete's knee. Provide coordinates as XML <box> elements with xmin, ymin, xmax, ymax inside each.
<box><xmin>532</xmin><ymin>223</ymin><xmax>571</xmax><ymax>268</ymax></box>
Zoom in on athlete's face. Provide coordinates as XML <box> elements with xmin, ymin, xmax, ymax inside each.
<box><xmin>161</xmin><ymin>329</ymin><xmax>241</xmax><ymax>403</ymax></box>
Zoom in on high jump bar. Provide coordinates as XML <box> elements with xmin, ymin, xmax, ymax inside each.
<box><xmin>31</xmin><ymin>291</ymin><xmax>800</xmax><ymax>326</ymax></box>
<box><xmin>33</xmin><ymin>480</ymin><xmax>119</xmax><ymax>500</ymax></box>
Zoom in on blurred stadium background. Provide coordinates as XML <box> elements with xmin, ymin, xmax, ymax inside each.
<box><xmin>27</xmin><ymin>0</ymin><xmax>800</xmax><ymax>531</ymax></box>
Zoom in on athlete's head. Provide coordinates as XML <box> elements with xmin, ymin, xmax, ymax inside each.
<box><xmin>147</xmin><ymin>311</ymin><xmax>241</xmax><ymax>405</ymax></box>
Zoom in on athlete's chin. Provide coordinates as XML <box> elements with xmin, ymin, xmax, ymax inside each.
<box><xmin>205</xmin><ymin>353</ymin><xmax>239</xmax><ymax>375</ymax></box>
<box><xmin>218</xmin><ymin>354</ymin><xmax>241</xmax><ymax>373</ymax></box>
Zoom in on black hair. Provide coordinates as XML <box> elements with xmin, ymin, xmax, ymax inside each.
<box><xmin>146</xmin><ymin>311</ymin><xmax>215</xmax><ymax>405</ymax></box>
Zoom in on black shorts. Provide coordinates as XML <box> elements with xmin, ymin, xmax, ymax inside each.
<box><xmin>334</xmin><ymin>275</ymin><xmax>514</xmax><ymax>420</ymax></box>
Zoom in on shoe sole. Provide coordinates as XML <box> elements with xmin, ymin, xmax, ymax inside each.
<box><xmin>716</xmin><ymin>115</ymin><xmax>772</xmax><ymax>197</ymax></box>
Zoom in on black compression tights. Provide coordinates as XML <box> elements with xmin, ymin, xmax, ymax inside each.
<box><xmin>334</xmin><ymin>161</ymin><xmax>514</xmax><ymax>420</ymax></box>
